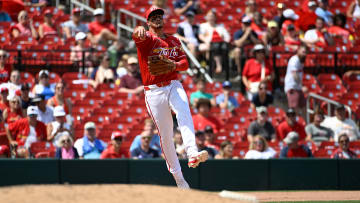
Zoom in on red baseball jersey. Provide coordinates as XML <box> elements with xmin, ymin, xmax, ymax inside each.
<box><xmin>132</xmin><ymin>31</ymin><xmax>188</xmax><ymax>86</ymax></box>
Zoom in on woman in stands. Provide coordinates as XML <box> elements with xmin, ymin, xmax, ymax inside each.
<box><xmin>215</xmin><ymin>141</ymin><xmax>236</xmax><ymax>159</ymax></box>
<box><xmin>10</xmin><ymin>10</ymin><xmax>38</xmax><ymax>39</ymax></box>
<box><xmin>331</xmin><ymin>133</ymin><xmax>357</xmax><ymax>159</ymax></box>
<box><xmin>347</xmin><ymin>0</ymin><xmax>360</xmax><ymax>19</ymax></box>
<box><xmin>48</xmin><ymin>81</ymin><xmax>72</xmax><ymax>116</ymax></box>
<box><xmin>55</xmin><ymin>133</ymin><xmax>79</xmax><ymax>159</ymax></box>
<box><xmin>91</xmin><ymin>53</ymin><xmax>115</xmax><ymax>88</ymax></box>
<box><xmin>262</xmin><ymin>20</ymin><xmax>284</xmax><ymax>48</ymax></box>
<box><xmin>3</xmin><ymin>94</ymin><xmax>23</xmax><ymax>124</ymax></box>
<box><xmin>244</xmin><ymin>135</ymin><xmax>276</xmax><ymax>159</ymax></box>
<box><xmin>48</xmin><ymin>106</ymin><xmax>73</xmax><ymax>146</ymax></box>
<box><xmin>284</xmin><ymin>24</ymin><xmax>304</xmax><ymax>51</ymax></box>
<box><xmin>38</xmin><ymin>9</ymin><xmax>59</xmax><ymax>39</ymax></box>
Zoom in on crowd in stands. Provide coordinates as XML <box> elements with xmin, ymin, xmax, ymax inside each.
<box><xmin>0</xmin><ymin>0</ymin><xmax>359</xmax><ymax>160</ymax></box>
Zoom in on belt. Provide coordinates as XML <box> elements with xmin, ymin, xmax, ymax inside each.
<box><xmin>144</xmin><ymin>80</ymin><xmax>172</xmax><ymax>91</ymax></box>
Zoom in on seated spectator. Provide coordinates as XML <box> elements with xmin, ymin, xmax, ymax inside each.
<box><xmin>175</xmin><ymin>11</ymin><xmax>199</xmax><ymax>58</ymax></box>
<box><xmin>0</xmin><ymin>2</ymin><xmax>11</xmax><ymax>22</ymax></box>
<box><xmin>24</xmin><ymin>0</ymin><xmax>49</xmax><ymax>8</ymax></box>
<box><xmin>305</xmin><ymin>109</ymin><xmax>334</xmax><ymax>143</ymax></box>
<box><xmin>0</xmin><ymin>87</ymin><xmax>8</xmax><ymax>111</ymax></box>
<box><xmin>251</xmin><ymin>11</ymin><xmax>267</xmax><ymax>40</ymax></box>
<box><xmin>248</xmin><ymin>106</ymin><xmax>276</xmax><ymax>143</ymax></box>
<box><xmin>296</xmin><ymin>1</ymin><xmax>318</xmax><ymax>31</ymax></box>
<box><xmin>277</xmin><ymin>108</ymin><xmax>307</xmax><ymax>141</ymax></box>
<box><xmin>3</xmin><ymin>94</ymin><xmax>23</xmax><ymax>124</ymax></box>
<box><xmin>303</xmin><ymin>17</ymin><xmax>333</xmax><ymax>49</ymax></box>
<box><xmin>244</xmin><ymin>135</ymin><xmax>277</xmax><ymax>159</ymax></box>
<box><xmin>0</xmin><ymin>50</ymin><xmax>12</xmax><ymax>83</ymax></box>
<box><xmin>347</xmin><ymin>0</ymin><xmax>360</xmax><ymax>19</ymax></box>
<box><xmin>0</xmin><ymin>69</ymin><xmax>21</xmax><ymax>96</ymax></box>
<box><xmin>281</xmin><ymin>9</ymin><xmax>300</xmax><ymax>36</ymax></box>
<box><xmin>0</xmin><ymin>145</ymin><xmax>9</xmax><ymax>158</ymax></box>
<box><xmin>190</xmin><ymin>77</ymin><xmax>215</xmax><ymax>107</ymax></box>
<box><xmin>31</xmin><ymin>95</ymin><xmax>54</xmax><ymax>124</ymax></box>
<box><xmin>101</xmin><ymin>131</ymin><xmax>128</xmax><ymax>159</ymax></box>
<box><xmin>273</xmin><ymin>3</ymin><xmax>286</xmax><ymax>25</ymax></box>
<box><xmin>331</xmin><ymin>133</ymin><xmax>357</xmax><ymax>159</ymax></box>
<box><xmin>115</xmin><ymin>54</ymin><xmax>129</xmax><ymax>79</ymax></box>
<box><xmin>174</xmin><ymin>0</ymin><xmax>201</xmax><ymax>16</ymax></box>
<box><xmin>6</xmin><ymin>106</ymin><xmax>47</xmax><ymax>150</ymax></box>
<box><xmin>321</xmin><ymin>104</ymin><xmax>359</xmax><ymax>142</ymax></box>
<box><xmin>32</xmin><ymin>70</ymin><xmax>55</xmax><ymax>100</ymax></box>
<box><xmin>232</xmin><ymin>16</ymin><xmax>260</xmax><ymax>82</ymax></box>
<box><xmin>284</xmin><ymin>24</ymin><xmax>303</xmax><ymax>50</ymax></box>
<box><xmin>279</xmin><ymin>131</ymin><xmax>313</xmax><ymax>158</ymax></box>
<box><xmin>48</xmin><ymin>82</ymin><xmax>72</xmax><ymax>116</ymax></box>
<box><xmin>74</xmin><ymin>122</ymin><xmax>107</xmax><ymax>159</ymax></box>
<box><xmin>20</xmin><ymin>84</ymin><xmax>31</xmax><ymax>116</ymax></box>
<box><xmin>55</xmin><ymin>134</ymin><xmax>79</xmax><ymax>159</ymax></box>
<box><xmin>107</xmin><ymin>40</ymin><xmax>126</xmax><ymax>70</ymax></box>
<box><xmin>130</xmin><ymin>119</ymin><xmax>161</xmax><ymax>155</ymax></box>
<box><xmin>262</xmin><ymin>21</ymin><xmax>284</xmax><ymax>48</ymax></box>
<box><xmin>215</xmin><ymin>81</ymin><xmax>239</xmax><ymax>112</ymax></box>
<box><xmin>131</xmin><ymin>130</ymin><xmax>160</xmax><ymax>159</ymax></box>
<box><xmin>204</xmin><ymin>125</ymin><xmax>219</xmax><ymax>151</ymax></box>
<box><xmin>174</xmin><ymin>128</ymin><xmax>187</xmax><ymax>159</ymax></box>
<box><xmin>10</xmin><ymin>11</ymin><xmax>38</xmax><ymax>39</ymax></box>
<box><xmin>244</xmin><ymin>0</ymin><xmax>258</xmax><ymax>19</ymax></box>
<box><xmin>88</xmin><ymin>8</ymin><xmax>118</xmax><ymax>45</ymax></box>
<box><xmin>62</xmin><ymin>8</ymin><xmax>89</xmax><ymax>39</ymax></box>
<box><xmin>198</xmin><ymin>10</ymin><xmax>230</xmax><ymax>74</ymax></box>
<box><xmin>91</xmin><ymin>53</ymin><xmax>115</xmax><ymax>88</ymax></box>
<box><xmin>38</xmin><ymin>9</ymin><xmax>59</xmax><ymax>39</ymax></box>
<box><xmin>195</xmin><ymin>130</ymin><xmax>217</xmax><ymax>158</ymax></box>
<box><xmin>242</xmin><ymin>44</ymin><xmax>274</xmax><ymax>100</ymax></box>
<box><xmin>251</xmin><ymin>81</ymin><xmax>273</xmax><ymax>108</ymax></box>
<box><xmin>215</xmin><ymin>141</ymin><xmax>235</xmax><ymax>159</ymax></box>
<box><xmin>47</xmin><ymin>106</ymin><xmax>72</xmax><ymax>145</ymax></box>
<box><xmin>315</xmin><ymin>0</ymin><xmax>333</xmax><ymax>25</ymax></box>
<box><xmin>70</xmin><ymin>32</ymin><xmax>93</xmax><ymax>69</ymax></box>
<box><xmin>118</xmin><ymin>56</ymin><xmax>143</xmax><ymax>94</ymax></box>
<box><xmin>328</xmin><ymin>14</ymin><xmax>353</xmax><ymax>40</ymax></box>
<box><xmin>192</xmin><ymin>98</ymin><xmax>222</xmax><ymax>133</ymax></box>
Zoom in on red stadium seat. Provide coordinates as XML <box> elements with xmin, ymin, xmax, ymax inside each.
<box><xmin>317</xmin><ymin>73</ymin><xmax>342</xmax><ymax>86</ymax></box>
<box><xmin>62</xmin><ymin>72</ymin><xmax>88</xmax><ymax>81</ymax></box>
<box><xmin>30</xmin><ymin>141</ymin><xmax>56</xmax><ymax>156</ymax></box>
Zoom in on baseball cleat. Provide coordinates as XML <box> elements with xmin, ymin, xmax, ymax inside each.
<box><xmin>188</xmin><ymin>150</ymin><xmax>209</xmax><ymax>168</ymax></box>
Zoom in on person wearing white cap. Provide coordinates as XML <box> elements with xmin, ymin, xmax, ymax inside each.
<box><xmin>62</xmin><ymin>7</ymin><xmax>89</xmax><ymax>39</ymax></box>
<box><xmin>32</xmin><ymin>69</ymin><xmax>56</xmax><ymax>100</ymax></box>
<box><xmin>118</xmin><ymin>56</ymin><xmax>144</xmax><ymax>94</ymax></box>
<box><xmin>70</xmin><ymin>32</ymin><xmax>92</xmax><ymax>69</ymax></box>
<box><xmin>47</xmin><ymin>106</ymin><xmax>73</xmax><ymax>146</ymax></box>
<box><xmin>242</xmin><ymin>44</ymin><xmax>274</xmax><ymax>100</ymax></box>
<box><xmin>32</xmin><ymin>95</ymin><xmax>54</xmax><ymax>124</ymax></box>
<box><xmin>88</xmin><ymin>8</ymin><xmax>118</xmax><ymax>44</ymax></box>
<box><xmin>281</xmin><ymin>9</ymin><xmax>299</xmax><ymax>36</ymax></box>
<box><xmin>262</xmin><ymin>20</ymin><xmax>284</xmax><ymax>47</ymax></box>
<box><xmin>74</xmin><ymin>121</ymin><xmax>107</xmax><ymax>159</ymax></box>
<box><xmin>2</xmin><ymin>94</ymin><xmax>23</xmax><ymax>124</ymax></box>
<box><xmin>279</xmin><ymin>131</ymin><xmax>313</xmax><ymax>158</ymax></box>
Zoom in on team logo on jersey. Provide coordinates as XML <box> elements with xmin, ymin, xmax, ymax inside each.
<box><xmin>153</xmin><ymin>47</ymin><xmax>180</xmax><ymax>57</ymax></box>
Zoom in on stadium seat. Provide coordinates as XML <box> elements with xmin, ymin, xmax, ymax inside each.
<box><xmin>62</xmin><ymin>72</ymin><xmax>88</xmax><ymax>81</ymax></box>
<box><xmin>317</xmin><ymin>73</ymin><xmax>342</xmax><ymax>86</ymax></box>
<box><xmin>20</xmin><ymin>72</ymin><xmax>35</xmax><ymax>87</ymax></box>
<box><xmin>29</xmin><ymin>141</ymin><xmax>56</xmax><ymax>156</ymax></box>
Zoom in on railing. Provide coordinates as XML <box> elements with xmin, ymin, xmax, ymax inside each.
<box><xmin>70</xmin><ymin>0</ymin><xmax>95</xmax><ymax>15</ymax></box>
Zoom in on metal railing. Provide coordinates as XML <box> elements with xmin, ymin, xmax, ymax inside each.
<box><xmin>70</xmin><ymin>0</ymin><xmax>95</xmax><ymax>15</ymax></box>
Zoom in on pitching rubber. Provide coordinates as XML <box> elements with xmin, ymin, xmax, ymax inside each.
<box><xmin>219</xmin><ymin>190</ymin><xmax>258</xmax><ymax>203</ymax></box>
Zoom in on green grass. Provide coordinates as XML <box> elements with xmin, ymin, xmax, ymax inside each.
<box><xmin>265</xmin><ymin>201</ymin><xmax>360</xmax><ymax>203</ymax></box>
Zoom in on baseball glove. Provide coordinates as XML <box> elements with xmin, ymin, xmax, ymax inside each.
<box><xmin>148</xmin><ymin>55</ymin><xmax>176</xmax><ymax>76</ymax></box>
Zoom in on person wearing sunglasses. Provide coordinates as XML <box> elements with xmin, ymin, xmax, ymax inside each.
<box><xmin>55</xmin><ymin>134</ymin><xmax>78</xmax><ymax>159</ymax></box>
<box><xmin>3</xmin><ymin>94</ymin><xmax>23</xmax><ymax>124</ymax></box>
<box><xmin>20</xmin><ymin>84</ymin><xmax>31</xmax><ymax>116</ymax></box>
<box><xmin>245</xmin><ymin>135</ymin><xmax>276</xmax><ymax>159</ymax></box>
<box><xmin>331</xmin><ymin>133</ymin><xmax>357</xmax><ymax>159</ymax></box>
<box><xmin>250</xmin><ymin>81</ymin><xmax>273</xmax><ymax>109</ymax></box>
<box><xmin>10</xmin><ymin>10</ymin><xmax>38</xmax><ymax>39</ymax></box>
<box><xmin>131</xmin><ymin>129</ymin><xmax>160</xmax><ymax>159</ymax></box>
<box><xmin>277</xmin><ymin>108</ymin><xmax>307</xmax><ymax>141</ymax></box>
<box><xmin>47</xmin><ymin>106</ymin><xmax>72</xmax><ymax>145</ymax></box>
<box><xmin>101</xmin><ymin>131</ymin><xmax>128</xmax><ymax>159</ymax></box>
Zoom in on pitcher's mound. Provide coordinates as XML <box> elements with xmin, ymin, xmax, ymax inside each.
<box><xmin>0</xmin><ymin>184</ymin><xmax>254</xmax><ymax>203</ymax></box>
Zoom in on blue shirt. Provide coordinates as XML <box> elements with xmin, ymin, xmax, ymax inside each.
<box><xmin>215</xmin><ymin>93</ymin><xmax>239</xmax><ymax>110</ymax></box>
<box><xmin>0</xmin><ymin>12</ymin><xmax>11</xmax><ymax>22</ymax></box>
<box><xmin>130</xmin><ymin>134</ymin><xmax>162</xmax><ymax>155</ymax></box>
<box><xmin>315</xmin><ymin>8</ymin><xmax>333</xmax><ymax>24</ymax></box>
<box><xmin>131</xmin><ymin>147</ymin><xmax>159</xmax><ymax>159</ymax></box>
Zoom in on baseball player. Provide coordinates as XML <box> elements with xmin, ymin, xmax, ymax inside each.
<box><xmin>132</xmin><ymin>6</ymin><xmax>208</xmax><ymax>189</ymax></box>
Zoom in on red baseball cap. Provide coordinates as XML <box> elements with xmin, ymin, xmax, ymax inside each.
<box><xmin>72</xmin><ymin>8</ymin><xmax>81</xmax><ymax>14</ymax></box>
<box><xmin>111</xmin><ymin>131</ymin><xmax>125</xmax><ymax>140</ymax></box>
<box><xmin>0</xmin><ymin>87</ymin><xmax>8</xmax><ymax>93</ymax></box>
<box><xmin>44</xmin><ymin>9</ymin><xmax>52</xmax><ymax>16</ymax></box>
<box><xmin>145</xmin><ymin>6</ymin><xmax>164</xmax><ymax>20</ymax></box>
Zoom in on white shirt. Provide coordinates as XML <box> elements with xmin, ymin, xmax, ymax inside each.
<box><xmin>321</xmin><ymin>116</ymin><xmax>360</xmax><ymax>142</ymax></box>
<box><xmin>353</xmin><ymin>2</ymin><xmax>360</xmax><ymax>18</ymax></box>
<box><xmin>0</xmin><ymin>82</ymin><xmax>20</xmax><ymax>96</ymax></box>
<box><xmin>24</xmin><ymin>126</ymin><xmax>37</xmax><ymax>149</ymax></box>
<box><xmin>51</xmin><ymin>121</ymin><xmax>71</xmax><ymax>147</ymax></box>
<box><xmin>244</xmin><ymin>147</ymin><xmax>276</xmax><ymax>159</ymax></box>
<box><xmin>74</xmin><ymin>137</ymin><xmax>107</xmax><ymax>157</ymax></box>
<box><xmin>284</xmin><ymin>55</ymin><xmax>303</xmax><ymax>92</ymax></box>
<box><xmin>304</xmin><ymin>29</ymin><xmax>320</xmax><ymax>42</ymax></box>
<box><xmin>199</xmin><ymin>22</ymin><xmax>231</xmax><ymax>43</ymax></box>
<box><xmin>37</xmin><ymin>106</ymin><xmax>54</xmax><ymax>124</ymax></box>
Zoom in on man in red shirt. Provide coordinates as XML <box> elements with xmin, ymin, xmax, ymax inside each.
<box><xmin>296</xmin><ymin>1</ymin><xmax>318</xmax><ymax>31</ymax></box>
<box><xmin>192</xmin><ymin>98</ymin><xmax>222</xmax><ymax>133</ymax></box>
<box><xmin>277</xmin><ymin>108</ymin><xmax>307</xmax><ymax>141</ymax></box>
<box><xmin>132</xmin><ymin>6</ymin><xmax>208</xmax><ymax>189</ymax></box>
<box><xmin>100</xmin><ymin>131</ymin><xmax>128</xmax><ymax>159</ymax></box>
<box><xmin>279</xmin><ymin>131</ymin><xmax>313</xmax><ymax>158</ymax></box>
<box><xmin>88</xmin><ymin>8</ymin><xmax>118</xmax><ymax>45</ymax></box>
<box><xmin>0</xmin><ymin>87</ymin><xmax>9</xmax><ymax>111</ymax></box>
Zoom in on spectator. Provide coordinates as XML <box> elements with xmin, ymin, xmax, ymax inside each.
<box><xmin>315</xmin><ymin>0</ymin><xmax>333</xmax><ymax>25</ymax></box>
<box><xmin>153</xmin><ymin>0</ymin><xmax>173</xmax><ymax>21</ymax></box>
<box><xmin>118</xmin><ymin>56</ymin><xmax>143</xmax><ymax>94</ymax></box>
<box><xmin>38</xmin><ymin>9</ymin><xmax>59</xmax><ymax>39</ymax></box>
<box><xmin>20</xmin><ymin>84</ymin><xmax>31</xmax><ymax>116</ymax></box>
<box><xmin>115</xmin><ymin>54</ymin><xmax>129</xmax><ymax>79</ymax></box>
<box><xmin>101</xmin><ymin>131</ymin><xmax>128</xmax><ymax>159</ymax></box>
<box><xmin>296</xmin><ymin>1</ymin><xmax>318</xmax><ymax>31</ymax></box>
<box><xmin>248</xmin><ymin>106</ymin><xmax>276</xmax><ymax>143</ymax></box>
<box><xmin>215</xmin><ymin>141</ymin><xmax>235</xmax><ymax>159</ymax></box>
<box><xmin>131</xmin><ymin>130</ymin><xmax>160</xmax><ymax>159</ymax></box>
<box><xmin>303</xmin><ymin>17</ymin><xmax>333</xmax><ymax>49</ymax></box>
<box><xmin>328</xmin><ymin>14</ymin><xmax>353</xmax><ymax>40</ymax></box>
<box><xmin>198</xmin><ymin>10</ymin><xmax>230</xmax><ymax>74</ymax></box>
<box><xmin>0</xmin><ymin>50</ymin><xmax>12</xmax><ymax>83</ymax></box>
<box><xmin>6</xmin><ymin>106</ymin><xmax>47</xmax><ymax>150</ymax></box>
<box><xmin>251</xmin><ymin>81</ymin><xmax>273</xmax><ymax>108</ymax></box>
<box><xmin>262</xmin><ymin>21</ymin><xmax>285</xmax><ymax>48</ymax></box>
<box><xmin>281</xmin><ymin>9</ymin><xmax>300</xmax><ymax>36</ymax></box>
<box><xmin>284</xmin><ymin>24</ymin><xmax>303</xmax><ymax>50</ymax></box>
<box><xmin>331</xmin><ymin>133</ymin><xmax>357</xmax><ymax>159</ymax></box>
<box><xmin>321</xmin><ymin>104</ymin><xmax>360</xmax><ymax>142</ymax></box>
<box><xmin>91</xmin><ymin>53</ymin><xmax>115</xmax><ymax>88</ymax></box>
<box><xmin>107</xmin><ymin>40</ymin><xmax>126</xmax><ymax>70</ymax></box>
<box><xmin>174</xmin><ymin>0</ymin><xmax>201</xmax><ymax>16</ymax></box>
<box><xmin>244</xmin><ymin>0</ymin><xmax>258</xmax><ymax>19</ymax></box>
<box><xmin>251</xmin><ymin>11</ymin><xmax>267</xmax><ymax>40</ymax></box>
<box><xmin>88</xmin><ymin>8</ymin><xmax>118</xmax><ymax>45</ymax></box>
<box><xmin>244</xmin><ymin>135</ymin><xmax>277</xmax><ymax>159</ymax></box>
<box><xmin>74</xmin><ymin>121</ymin><xmax>107</xmax><ymax>159</ymax></box>
<box><xmin>215</xmin><ymin>81</ymin><xmax>239</xmax><ymax>112</ymax></box>
<box><xmin>277</xmin><ymin>108</ymin><xmax>307</xmax><ymax>141</ymax></box>
<box><xmin>70</xmin><ymin>32</ymin><xmax>93</xmax><ymax>69</ymax></box>
<box><xmin>1</xmin><ymin>69</ymin><xmax>21</xmax><ymax>96</ymax></box>
<box><xmin>55</xmin><ymin>134</ymin><xmax>79</xmax><ymax>159</ymax></box>
<box><xmin>10</xmin><ymin>11</ymin><xmax>38</xmax><ymax>39</ymax></box>
<box><xmin>232</xmin><ymin>16</ymin><xmax>260</xmax><ymax>82</ymax></box>
<box><xmin>0</xmin><ymin>2</ymin><xmax>11</xmax><ymax>22</ymax></box>
<box><xmin>279</xmin><ymin>131</ymin><xmax>313</xmax><ymax>158</ymax></box>
<box><xmin>242</xmin><ymin>44</ymin><xmax>274</xmax><ymax>100</ymax></box>
<box><xmin>3</xmin><ymin>94</ymin><xmax>22</xmax><ymax>124</ymax></box>
<box><xmin>47</xmin><ymin>81</ymin><xmax>72</xmax><ymax>116</ymax></box>
<box><xmin>273</xmin><ymin>3</ymin><xmax>286</xmax><ymax>25</ymax></box>
<box><xmin>0</xmin><ymin>87</ymin><xmax>8</xmax><ymax>111</ymax></box>
<box><xmin>174</xmin><ymin>128</ymin><xmax>187</xmax><ymax>159</ymax></box>
<box><xmin>31</xmin><ymin>95</ymin><xmax>54</xmax><ymax>125</ymax></box>
<box><xmin>195</xmin><ymin>130</ymin><xmax>217</xmax><ymax>158</ymax></box>
<box><xmin>62</xmin><ymin>8</ymin><xmax>89</xmax><ymax>39</ymax></box>
<box><xmin>192</xmin><ymin>98</ymin><xmax>222</xmax><ymax>133</ymax></box>
<box><xmin>32</xmin><ymin>70</ymin><xmax>55</xmax><ymax>100</ymax></box>
<box><xmin>47</xmin><ymin>106</ymin><xmax>72</xmax><ymax>145</ymax></box>
<box><xmin>0</xmin><ymin>145</ymin><xmax>9</xmax><ymax>158</ymax></box>
<box><xmin>284</xmin><ymin>45</ymin><xmax>307</xmax><ymax>114</ymax></box>
<box><xmin>305</xmin><ymin>109</ymin><xmax>334</xmax><ymax>143</ymax></box>
<box><xmin>204</xmin><ymin>125</ymin><xmax>219</xmax><ymax>151</ymax></box>
<box><xmin>347</xmin><ymin>0</ymin><xmax>360</xmax><ymax>19</ymax></box>
<box><xmin>24</xmin><ymin>0</ymin><xmax>49</xmax><ymax>8</ymax></box>
<box><xmin>129</xmin><ymin>118</ymin><xmax>161</xmax><ymax>155</ymax></box>
<box><xmin>175</xmin><ymin>11</ymin><xmax>200</xmax><ymax>57</ymax></box>
<box><xmin>189</xmin><ymin>77</ymin><xmax>215</xmax><ymax>107</ymax></box>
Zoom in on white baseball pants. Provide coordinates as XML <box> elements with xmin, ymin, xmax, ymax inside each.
<box><xmin>144</xmin><ymin>80</ymin><xmax>198</xmax><ymax>177</ymax></box>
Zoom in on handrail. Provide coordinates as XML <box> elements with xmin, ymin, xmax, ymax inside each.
<box><xmin>70</xmin><ymin>0</ymin><xmax>95</xmax><ymax>14</ymax></box>
<box><xmin>306</xmin><ymin>92</ymin><xmax>352</xmax><ymax>123</ymax></box>
<box><xmin>118</xmin><ymin>8</ymin><xmax>146</xmax><ymax>22</ymax></box>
